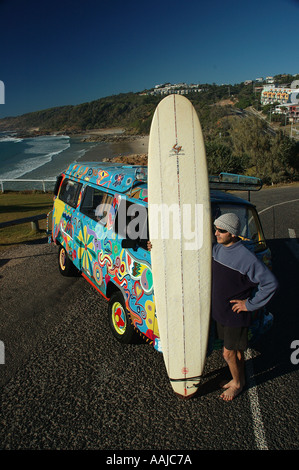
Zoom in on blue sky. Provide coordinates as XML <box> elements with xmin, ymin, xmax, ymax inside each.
<box><xmin>0</xmin><ymin>0</ymin><xmax>298</xmax><ymax>118</ymax></box>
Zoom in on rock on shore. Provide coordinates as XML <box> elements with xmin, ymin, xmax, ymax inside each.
<box><xmin>102</xmin><ymin>153</ymin><xmax>148</xmax><ymax>166</ymax></box>
<box><xmin>81</xmin><ymin>134</ymin><xmax>143</xmax><ymax>143</ymax></box>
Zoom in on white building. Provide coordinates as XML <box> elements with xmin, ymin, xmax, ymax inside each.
<box><xmin>261</xmin><ymin>81</ymin><xmax>299</xmax><ymax>122</ymax></box>
<box><xmin>274</xmin><ymin>103</ymin><xmax>299</xmax><ymax>123</ymax></box>
<box><xmin>261</xmin><ymin>84</ymin><xmax>299</xmax><ymax>106</ymax></box>
<box><xmin>148</xmin><ymin>83</ymin><xmax>201</xmax><ymax>96</ymax></box>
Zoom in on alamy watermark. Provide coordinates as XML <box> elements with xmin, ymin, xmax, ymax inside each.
<box><xmin>290</xmin><ymin>340</ymin><xmax>299</xmax><ymax>365</ymax></box>
<box><xmin>0</xmin><ymin>80</ymin><xmax>4</xmax><ymax>104</ymax></box>
<box><xmin>148</xmin><ymin>203</ymin><xmax>204</xmax><ymax>250</ymax></box>
<box><xmin>0</xmin><ymin>341</ymin><xmax>4</xmax><ymax>365</ymax></box>
<box><xmin>96</xmin><ymin>201</ymin><xmax>205</xmax><ymax>250</ymax></box>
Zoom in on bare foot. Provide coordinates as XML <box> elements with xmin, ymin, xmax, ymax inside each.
<box><xmin>220</xmin><ymin>379</ymin><xmax>233</xmax><ymax>389</ymax></box>
<box><xmin>220</xmin><ymin>385</ymin><xmax>243</xmax><ymax>401</ymax></box>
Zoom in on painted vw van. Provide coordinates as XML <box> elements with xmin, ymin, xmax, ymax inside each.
<box><xmin>49</xmin><ymin>164</ymin><xmax>273</xmax><ymax>353</ymax></box>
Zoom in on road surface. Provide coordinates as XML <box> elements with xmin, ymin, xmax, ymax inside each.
<box><xmin>0</xmin><ymin>185</ymin><xmax>298</xmax><ymax>452</ymax></box>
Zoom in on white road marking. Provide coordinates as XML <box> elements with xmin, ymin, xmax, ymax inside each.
<box><xmin>258</xmin><ymin>198</ymin><xmax>299</xmax><ymax>215</ymax></box>
<box><xmin>245</xmin><ymin>348</ymin><xmax>269</xmax><ymax>450</ymax></box>
<box><xmin>288</xmin><ymin>228</ymin><xmax>296</xmax><ymax>239</ymax></box>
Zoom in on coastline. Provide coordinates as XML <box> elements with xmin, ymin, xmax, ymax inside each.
<box><xmin>0</xmin><ymin>129</ymin><xmax>150</xmax><ymax>193</ymax></box>
<box><xmin>78</xmin><ymin>133</ymin><xmax>149</xmax><ymax>165</ymax></box>
<box><xmin>0</xmin><ymin>129</ymin><xmax>149</xmax><ymax>182</ymax></box>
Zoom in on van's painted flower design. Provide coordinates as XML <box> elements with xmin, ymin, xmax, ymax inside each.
<box><xmin>76</xmin><ymin>225</ymin><xmax>96</xmax><ymax>274</ymax></box>
<box><xmin>113</xmin><ymin>173</ymin><xmax>124</xmax><ymax>187</ymax></box>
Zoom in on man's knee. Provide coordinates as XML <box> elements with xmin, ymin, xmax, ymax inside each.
<box><xmin>223</xmin><ymin>347</ymin><xmax>236</xmax><ymax>362</ymax></box>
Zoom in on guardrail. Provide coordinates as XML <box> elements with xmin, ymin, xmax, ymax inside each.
<box><xmin>0</xmin><ymin>213</ymin><xmax>48</xmax><ymax>232</ymax></box>
<box><xmin>0</xmin><ymin>179</ymin><xmax>56</xmax><ymax>193</ymax></box>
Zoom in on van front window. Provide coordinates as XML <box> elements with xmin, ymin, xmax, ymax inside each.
<box><xmin>58</xmin><ymin>178</ymin><xmax>82</xmax><ymax>208</ymax></box>
<box><xmin>211</xmin><ymin>204</ymin><xmax>267</xmax><ymax>253</ymax></box>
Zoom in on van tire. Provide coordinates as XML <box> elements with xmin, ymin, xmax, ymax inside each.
<box><xmin>108</xmin><ymin>291</ymin><xmax>138</xmax><ymax>344</ymax></box>
<box><xmin>58</xmin><ymin>245</ymin><xmax>78</xmax><ymax>276</ymax></box>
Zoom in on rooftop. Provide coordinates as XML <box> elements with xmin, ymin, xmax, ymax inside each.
<box><xmin>65</xmin><ymin>162</ymin><xmax>147</xmax><ymax>195</ymax></box>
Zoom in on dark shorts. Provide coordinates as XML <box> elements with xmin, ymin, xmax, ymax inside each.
<box><xmin>217</xmin><ymin>323</ymin><xmax>248</xmax><ymax>351</ymax></box>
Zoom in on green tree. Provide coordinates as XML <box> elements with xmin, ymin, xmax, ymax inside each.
<box><xmin>206</xmin><ymin>141</ymin><xmax>249</xmax><ymax>175</ymax></box>
<box><xmin>229</xmin><ymin>116</ymin><xmax>272</xmax><ymax>177</ymax></box>
<box><xmin>269</xmin><ymin>131</ymin><xmax>299</xmax><ymax>181</ymax></box>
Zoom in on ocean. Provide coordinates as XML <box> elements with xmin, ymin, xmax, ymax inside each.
<box><xmin>0</xmin><ymin>131</ymin><xmax>124</xmax><ymax>191</ymax></box>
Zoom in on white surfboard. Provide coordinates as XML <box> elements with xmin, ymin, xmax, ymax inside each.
<box><xmin>148</xmin><ymin>94</ymin><xmax>212</xmax><ymax>398</ymax></box>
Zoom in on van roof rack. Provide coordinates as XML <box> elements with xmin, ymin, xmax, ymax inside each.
<box><xmin>209</xmin><ymin>173</ymin><xmax>262</xmax><ymax>192</ymax></box>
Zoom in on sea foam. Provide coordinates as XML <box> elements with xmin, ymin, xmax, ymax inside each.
<box><xmin>0</xmin><ymin>135</ymin><xmax>23</xmax><ymax>143</ymax></box>
<box><xmin>0</xmin><ymin>135</ymin><xmax>70</xmax><ymax>179</ymax></box>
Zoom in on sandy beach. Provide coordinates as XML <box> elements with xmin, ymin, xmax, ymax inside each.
<box><xmin>77</xmin><ymin>132</ymin><xmax>149</xmax><ymax>166</ymax></box>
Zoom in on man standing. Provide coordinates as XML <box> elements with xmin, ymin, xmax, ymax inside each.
<box><xmin>212</xmin><ymin>213</ymin><xmax>278</xmax><ymax>401</ymax></box>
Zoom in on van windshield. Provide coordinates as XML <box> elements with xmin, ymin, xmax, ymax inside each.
<box><xmin>211</xmin><ymin>203</ymin><xmax>267</xmax><ymax>253</ymax></box>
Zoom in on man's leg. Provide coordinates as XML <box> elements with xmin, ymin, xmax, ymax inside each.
<box><xmin>220</xmin><ymin>347</ymin><xmax>245</xmax><ymax>401</ymax></box>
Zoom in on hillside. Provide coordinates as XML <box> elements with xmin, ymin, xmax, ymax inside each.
<box><xmin>0</xmin><ymin>93</ymin><xmax>160</xmax><ymax>136</ymax></box>
<box><xmin>1</xmin><ymin>75</ymin><xmax>298</xmax><ymax>136</ymax></box>
<box><xmin>0</xmin><ymin>81</ymin><xmax>263</xmax><ymax>136</ymax></box>
<box><xmin>0</xmin><ymin>80</ymin><xmax>298</xmax><ymax>184</ymax></box>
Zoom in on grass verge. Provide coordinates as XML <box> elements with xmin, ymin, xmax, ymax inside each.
<box><xmin>0</xmin><ymin>191</ymin><xmax>54</xmax><ymax>250</ymax></box>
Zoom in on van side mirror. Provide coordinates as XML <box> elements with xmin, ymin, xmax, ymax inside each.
<box><xmin>53</xmin><ymin>174</ymin><xmax>63</xmax><ymax>196</ymax></box>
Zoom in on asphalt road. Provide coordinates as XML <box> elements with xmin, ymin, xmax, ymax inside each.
<box><xmin>0</xmin><ymin>185</ymin><xmax>298</xmax><ymax>453</ymax></box>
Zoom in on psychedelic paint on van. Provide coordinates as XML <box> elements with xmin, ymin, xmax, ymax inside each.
<box><xmin>51</xmin><ymin>162</ymin><xmax>161</xmax><ymax>350</ymax></box>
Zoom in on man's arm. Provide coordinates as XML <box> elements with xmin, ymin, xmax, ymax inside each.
<box><xmin>231</xmin><ymin>254</ymin><xmax>278</xmax><ymax>313</ymax></box>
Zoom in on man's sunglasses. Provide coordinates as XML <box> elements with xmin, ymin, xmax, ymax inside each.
<box><xmin>213</xmin><ymin>225</ymin><xmax>228</xmax><ymax>234</ymax></box>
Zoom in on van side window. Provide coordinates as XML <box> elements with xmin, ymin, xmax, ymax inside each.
<box><xmin>80</xmin><ymin>185</ymin><xmax>113</xmax><ymax>225</ymax></box>
<box><xmin>114</xmin><ymin>198</ymin><xmax>149</xmax><ymax>248</ymax></box>
<box><xmin>59</xmin><ymin>178</ymin><xmax>82</xmax><ymax>208</ymax></box>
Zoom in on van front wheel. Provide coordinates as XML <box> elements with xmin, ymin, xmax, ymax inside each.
<box><xmin>108</xmin><ymin>292</ymin><xmax>137</xmax><ymax>344</ymax></box>
<box><xmin>58</xmin><ymin>245</ymin><xmax>78</xmax><ymax>276</ymax></box>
